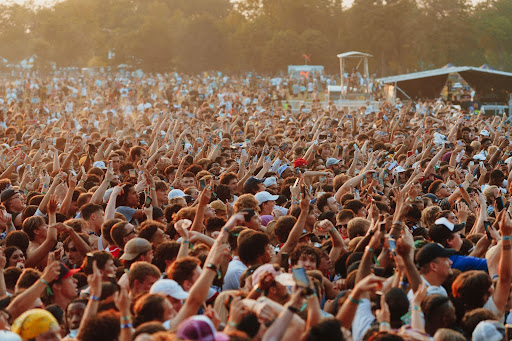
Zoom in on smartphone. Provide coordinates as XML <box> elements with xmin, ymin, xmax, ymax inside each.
<box><xmin>144</xmin><ymin>195</ymin><xmax>152</xmax><ymax>208</ymax></box>
<box><xmin>292</xmin><ymin>267</ymin><xmax>310</xmax><ymax>289</ymax></box>
<box><xmin>496</xmin><ymin>196</ymin><xmax>505</xmax><ymax>211</ymax></box>
<box><xmin>129</xmin><ymin>169</ymin><xmax>137</xmax><ymax>178</ymax></box>
<box><xmin>479</xmin><ymin>161</ymin><xmax>485</xmax><ymax>169</ymax></box>
<box><xmin>483</xmin><ymin>221</ymin><xmax>492</xmax><ymax>239</ymax></box>
<box><xmin>388</xmin><ymin>238</ymin><xmax>396</xmax><ymax>256</ymax></box>
<box><xmin>199</xmin><ymin>178</ymin><xmax>207</xmax><ymax>190</ymax></box>
<box><xmin>86</xmin><ymin>252</ymin><xmax>94</xmax><ymax>266</ymax></box>
<box><xmin>445</xmin><ymin>143</ymin><xmax>454</xmax><ymax>149</ymax></box>
<box><xmin>280</xmin><ymin>252</ymin><xmax>289</xmax><ymax>271</ymax></box>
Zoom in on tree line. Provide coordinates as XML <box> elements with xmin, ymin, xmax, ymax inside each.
<box><xmin>0</xmin><ymin>0</ymin><xmax>511</xmax><ymax>76</ymax></box>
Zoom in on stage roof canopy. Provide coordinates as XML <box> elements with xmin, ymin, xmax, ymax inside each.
<box><xmin>377</xmin><ymin>65</ymin><xmax>512</xmax><ymax>101</ymax></box>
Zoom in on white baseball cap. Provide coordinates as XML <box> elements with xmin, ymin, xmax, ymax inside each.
<box><xmin>254</xmin><ymin>191</ymin><xmax>279</xmax><ymax>205</ymax></box>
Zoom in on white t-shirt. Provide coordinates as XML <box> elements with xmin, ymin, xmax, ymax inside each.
<box><xmin>352</xmin><ymin>298</ymin><xmax>375</xmax><ymax>341</ymax></box>
<box><xmin>222</xmin><ymin>257</ymin><xmax>247</xmax><ymax>291</ymax></box>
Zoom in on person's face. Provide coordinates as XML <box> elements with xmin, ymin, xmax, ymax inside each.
<box><xmin>123</xmin><ymin>224</ymin><xmax>136</xmax><ymax>244</ymax></box>
<box><xmin>126</xmin><ymin>187</ymin><xmax>139</xmax><ymax>207</ymax></box>
<box><xmin>138</xmin><ymin>276</ymin><xmax>159</xmax><ymax>295</ymax></box>
<box><xmin>357</xmin><ymin>206</ymin><xmax>368</xmax><ymax>218</ymax></box>
<box><xmin>8</xmin><ymin>248</ymin><xmax>25</xmax><ymax>268</ymax></box>
<box><xmin>281</xmin><ymin>168</ymin><xmax>294</xmax><ymax>179</ymax></box>
<box><xmin>437</xmin><ymin>184</ymin><xmax>451</xmax><ymax>198</ymax></box>
<box><xmin>65</xmin><ymin>242</ymin><xmax>82</xmax><ymax>266</ymax></box>
<box><xmin>261</xmin><ymin>200</ymin><xmax>275</xmax><ymax>214</ymax></box>
<box><xmin>181</xmin><ymin>177</ymin><xmax>195</xmax><ymax>189</ymax></box>
<box><xmin>168</xmin><ymin>296</ymin><xmax>183</xmax><ymax>315</ymax></box>
<box><xmin>156</xmin><ymin>189</ymin><xmax>168</xmax><ymax>206</ymax></box>
<box><xmin>187</xmin><ymin>188</ymin><xmax>200</xmax><ymax>200</ymax></box>
<box><xmin>60</xmin><ymin>276</ymin><xmax>78</xmax><ymax>299</ymax></box>
<box><xmin>6</xmin><ymin>192</ymin><xmax>25</xmax><ymax>212</ymax></box>
<box><xmin>110</xmin><ymin>156</ymin><xmax>121</xmax><ymax>171</ymax></box>
<box><xmin>297</xmin><ymin>254</ymin><xmax>317</xmax><ymax>270</ymax></box>
<box><xmin>432</xmin><ymin>257</ymin><xmax>453</xmax><ymax>280</ymax></box>
<box><xmin>153</xmin><ymin>228</ymin><xmax>169</xmax><ymax>247</ymax></box>
<box><xmin>320</xmin><ymin>253</ymin><xmax>332</xmax><ymax>272</ymax></box>
<box><xmin>101</xmin><ymin>259</ymin><xmax>117</xmax><ymax>279</ymax></box>
<box><xmin>247</xmin><ymin>214</ymin><xmax>262</xmax><ymax>230</ymax></box>
<box><xmin>327</xmin><ymin>197</ymin><xmax>340</xmax><ymax>213</ymax></box>
<box><xmin>321</xmin><ymin>146</ymin><xmax>332</xmax><ymax>159</ymax></box>
<box><xmin>66</xmin><ymin>302</ymin><xmax>86</xmax><ymax>330</ymax></box>
<box><xmin>448</xmin><ymin>233</ymin><xmax>463</xmax><ymax>251</ymax></box>
<box><xmin>395</xmin><ymin>134</ymin><xmax>405</xmax><ymax>144</ymax></box>
<box><xmin>227</xmin><ymin>178</ymin><xmax>238</xmax><ymax>193</ymax></box>
<box><xmin>162</xmin><ymin>299</ymin><xmax>176</xmax><ymax>322</ymax></box>
<box><xmin>35</xmin><ymin>325</ymin><xmax>61</xmax><ymax>341</ymax></box>
<box><xmin>446</xmin><ymin>212</ymin><xmax>458</xmax><ymax>225</ymax></box>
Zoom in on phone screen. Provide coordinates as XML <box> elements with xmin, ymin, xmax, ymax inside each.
<box><xmin>144</xmin><ymin>195</ymin><xmax>152</xmax><ymax>208</ymax></box>
<box><xmin>388</xmin><ymin>238</ymin><xmax>396</xmax><ymax>255</ymax></box>
<box><xmin>292</xmin><ymin>267</ymin><xmax>310</xmax><ymax>289</ymax></box>
<box><xmin>129</xmin><ymin>169</ymin><xmax>137</xmax><ymax>178</ymax></box>
<box><xmin>199</xmin><ymin>179</ymin><xmax>206</xmax><ymax>190</ymax></box>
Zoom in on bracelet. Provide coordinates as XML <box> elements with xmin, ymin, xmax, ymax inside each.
<box><xmin>503</xmin><ymin>236</ymin><xmax>511</xmax><ymax>241</ymax></box>
<box><xmin>90</xmin><ymin>295</ymin><xmax>101</xmax><ymax>301</ymax></box>
<box><xmin>291</xmin><ymin>201</ymin><xmax>299</xmax><ymax>205</ymax></box>
<box><xmin>39</xmin><ymin>278</ymin><xmax>53</xmax><ymax>296</ymax></box>
<box><xmin>228</xmin><ymin>321</ymin><xmax>239</xmax><ymax>328</ymax></box>
<box><xmin>255</xmin><ymin>287</ymin><xmax>262</xmax><ymax>293</ymax></box>
<box><xmin>183</xmin><ymin>240</ymin><xmax>190</xmax><ymax>244</ymax></box>
<box><xmin>120</xmin><ymin>323</ymin><xmax>133</xmax><ymax>329</ymax></box>
<box><xmin>365</xmin><ymin>246</ymin><xmax>374</xmax><ymax>253</ymax></box>
<box><xmin>287</xmin><ymin>306</ymin><xmax>299</xmax><ymax>314</ymax></box>
<box><xmin>205</xmin><ymin>263</ymin><xmax>221</xmax><ymax>280</ymax></box>
<box><xmin>121</xmin><ymin>316</ymin><xmax>131</xmax><ymax>321</ymax></box>
<box><xmin>380</xmin><ymin>321</ymin><xmax>390</xmax><ymax>326</ymax></box>
<box><xmin>412</xmin><ymin>305</ymin><xmax>421</xmax><ymax>311</ymax></box>
<box><xmin>348</xmin><ymin>295</ymin><xmax>361</xmax><ymax>304</ymax></box>
<box><xmin>150</xmin><ymin>187</ymin><xmax>156</xmax><ymax>191</ymax></box>
<box><xmin>223</xmin><ymin>227</ymin><xmax>230</xmax><ymax>234</ymax></box>
<box><xmin>106</xmin><ymin>179</ymin><xmax>111</xmax><ymax>183</ymax></box>
<box><xmin>392</xmin><ymin>221</ymin><xmax>402</xmax><ymax>226</ymax></box>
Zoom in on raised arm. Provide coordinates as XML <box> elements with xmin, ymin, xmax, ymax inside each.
<box><xmin>492</xmin><ymin>210</ymin><xmax>512</xmax><ymax>315</ymax></box>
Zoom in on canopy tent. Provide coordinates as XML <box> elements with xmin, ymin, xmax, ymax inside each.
<box><xmin>377</xmin><ymin>66</ymin><xmax>512</xmax><ymax>102</ymax></box>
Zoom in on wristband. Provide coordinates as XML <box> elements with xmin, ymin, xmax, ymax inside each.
<box><xmin>90</xmin><ymin>295</ymin><xmax>101</xmax><ymax>301</ymax></box>
<box><xmin>380</xmin><ymin>321</ymin><xmax>390</xmax><ymax>326</ymax></box>
<box><xmin>255</xmin><ymin>287</ymin><xmax>262</xmax><ymax>294</ymax></box>
<box><xmin>223</xmin><ymin>227</ymin><xmax>230</xmax><ymax>234</ymax></box>
<box><xmin>228</xmin><ymin>321</ymin><xmax>239</xmax><ymax>328</ymax></box>
<box><xmin>121</xmin><ymin>316</ymin><xmax>131</xmax><ymax>321</ymax></box>
<box><xmin>412</xmin><ymin>305</ymin><xmax>421</xmax><ymax>311</ymax></box>
<box><xmin>287</xmin><ymin>306</ymin><xmax>299</xmax><ymax>314</ymax></box>
<box><xmin>121</xmin><ymin>323</ymin><xmax>133</xmax><ymax>329</ymax></box>
<box><xmin>206</xmin><ymin>263</ymin><xmax>221</xmax><ymax>280</ymax></box>
<box><xmin>365</xmin><ymin>246</ymin><xmax>374</xmax><ymax>253</ymax></box>
<box><xmin>183</xmin><ymin>240</ymin><xmax>190</xmax><ymax>244</ymax></box>
<box><xmin>348</xmin><ymin>295</ymin><xmax>361</xmax><ymax>304</ymax></box>
<box><xmin>503</xmin><ymin>236</ymin><xmax>511</xmax><ymax>241</ymax></box>
<box><xmin>39</xmin><ymin>278</ymin><xmax>53</xmax><ymax>296</ymax></box>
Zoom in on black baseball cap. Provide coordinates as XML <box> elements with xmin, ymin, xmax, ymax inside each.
<box><xmin>416</xmin><ymin>243</ymin><xmax>455</xmax><ymax>267</ymax></box>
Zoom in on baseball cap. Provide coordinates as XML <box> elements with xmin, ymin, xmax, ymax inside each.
<box><xmin>150</xmin><ymin>279</ymin><xmax>189</xmax><ymax>300</ymax></box>
<box><xmin>12</xmin><ymin>309</ymin><xmax>59</xmax><ymax>339</ymax></box>
<box><xmin>92</xmin><ymin>161</ymin><xmax>107</xmax><ymax>170</ymax></box>
<box><xmin>480</xmin><ymin>130</ymin><xmax>490</xmax><ymax>137</ymax></box>
<box><xmin>120</xmin><ymin>238</ymin><xmax>152</xmax><ymax>261</ymax></box>
<box><xmin>423</xmin><ymin>193</ymin><xmax>439</xmax><ymax>204</ymax></box>
<box><xmin>415</xmin><ymin>243</ymin><xmax>455</xmax><ymax>267</ymax></box>
<box><xmin>472</xmin><ymin>320</ymin><xmax>504</xmax><ymax>341</ymax></box>
<box><xmin>54</xmin><ymin>262</ymin><xmax>81</xmax><ymax>284</ymax></box>
<box><xmin>168</xmin><ymin>189</ymin><xmax>186</xmax><ymax>200</ymax></box>
<box><xmin>263</xmin><ymin>177</ymin><xmax>277</xmax><ymax>187</ymax></box>
<box><xmin>429</xmin><ymin>217</ymin><xmax>465</xmax><ymax>244</ymax></box>
<box><xmin>209</xmin><ymin>200</ymin><xmax>227</xmax><ymax>211</ymax></box>
<box><xmin>277</xmin><ymin>164</ymin><xmax>289</xmax><ymax>177</ymax></box>
<box><xmin>326</xmin><ymin>158</ymin><xmax>341</xmax><ymax>167</ymax></box>
<box><xmin>1</xmin><ymin>189</ymin><xmax>19</xmax><ymax>203</ymax></box>
<box><xmin>177</xmin><ymin>315</ymin><xmax>229</xmax><ymax>341</ymax></box>
<box><xmin>254</xmin><ymin>191</ymin><xmax>279</xmax><ymax>205</ymax></box>
<box><xmin>293</xmin><ymin>158</ymin><xmax>307</xmax><ymax>168</ymax></box>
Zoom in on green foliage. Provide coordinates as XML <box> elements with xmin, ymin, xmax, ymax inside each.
<box><xmin>0</xmin><ymin>0</ymin><xmax>510</xmax><ymax>75</ymax></box>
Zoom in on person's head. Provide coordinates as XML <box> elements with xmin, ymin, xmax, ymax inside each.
<box><xmin>5</xmin><ymin>230</ymin><xmax>30</xmax><ymax>254</ymax></box>
<box><xmin>290</xmin><ymin>245</ymin><xmax>321</xmax><ymax>270</ymax></box>
<box><xmin>110</xmin><ymin>221</ymin><xmax>136</xmax><ymax>249</ymax></box>
<box><xmin>429</xmin><ymin>218</ymin><xmax>464</xmax><ymax>251</ymax></box>
<box><xmin>416</xmin><ymin>243</ymin><xmax>454</xmax><ymax>284</ymax></box>
<box><xmin>63</xmin><ymin>233</ymin><xmax>90</xmax><ymax>267</ymax></box>
<box><xmin>80</xmin><ymin>203</ymin><xmax>104</xmax><ymax>231</ymax></box>
<box><xmin>239</xmin><ymin>208</ymin><xmax>262</xmax><ymax>230</ymax></box>
<box><xmin>238</xmin><ymin>231</ymin><xmax>271</xmax><ymax>266</ymax></box>
<box><xmin>4</xmin><ymin>246</ymin><xmax>25</xmax><ymax>268</ymax></box>
<box><xmin>220</xmin><ymin>172</ymin><xmax>239</xmax><ymax>194</ymax></box>
<box><xmin>343</xmin><ymin>199</ymin><xmax>367</xmax><ymax>217</ymax></box>
<box><xmin>347</xmin><ymin>217</ymin><xmax>370</xmax><ymax>239</ymax></box>
<box><xmin>166</xmin><ymin>256</ymin><xmax>201</xmax><ymax>292</ymax></box>
<box><xmin>78</xmin><ymin>309</ymin><xmax>120</xmax><ymax>341</ymax></box>
<box><xmin>433</xmin><ymin>328</ymin><xmax>465</xmax><ymax>341</ymax></box>
<box><xmin>274</xmin><ymin>216</ymin><xmax>297</xmax><ymax>244</ymax></box>
<box><xmin>461</xmin><ymin>308</ymin><xmax>497</xmax><ymax>338</ymax></box>
<box><xmin>150</xmin><ymin>278</ymin><xmax>189</xmax><ymax>314</ymax></box>
<box><xmin>133</xmin><ymin>293</ymin><xmax>174</xmax><ymax>327</ymax></box>
<box><xmin>180</xmin><ymin>172</ymin><xmax>196</xmax><ymax>189</ymax></box>
<box><xmin>82</xmin><ymin>250</ymin><xmax>117</xmax><ymax>280</ymax></box>
<box><xmin>121</xmin><ymin>238</ymin><xmax>154</xmax><ymax>265</ymax></box>
<box><xmin>234</xmin><ymin>194</ymin><xmax>260</xmax><ymax>213</ymax></box>
<box><xmin>138</xmin><ymin>221</ymin><xmax>169</xmax><ymax>248</ymax></box>
<box><xmin>1</xmin><ymin>189</ymin><xmax>25</xmax><ymax>213</ymax></box>
<box><xmin>153</xmin><ymin>241</ymin><xmax>181</xmax><ymax>272</ymax></box>
<box><xmin>452</xmin><ymin>270</ymin><xmax>493</xmax><ymax>313</ymax></box>
<box><xmin>66</xmin><ymin>298</ymin><xmax>88</xmax><ymax>331</ymax></box>
<box><xmin>12</xmin><ymin>308</ymin><xmax>61</xmax><ymax>340</ymax></box>
<box><xmin>116</xmin><ymin>183</ymin><xmax>139</xmax><ymax>207</ymax></box>
<box><xmin>128</xmin><ymin>262</ymin><xmax>161</xmax><ymax>297</ymax></box>
<box><xmin>428</xmin><ymin>180</ymin><xmax>451</xmax><ymax>199</ymax></box>
<box><xmin>50</xmin><ymin>263</ymin><xmax>80</xmax><ymax>306</ymax></box>
<box><xmin>306</xmin><ymin>318</ymin><xmax>344</xmax><ymax>341</ymax></box>
<box><xmin>317</xmin><ymin>193</ymin><xmax>340</xmax><ymax>213</ymax></box>
<box><xmin>22</xmin><ymin>216</ymin><xmax>46</xmax><ymax>242</ymax></box>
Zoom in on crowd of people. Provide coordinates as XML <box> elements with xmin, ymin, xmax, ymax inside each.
<box><xmin>0</xmin><ymin>70</ymin><xmax>510</xmax><ymax>341</ymax></box>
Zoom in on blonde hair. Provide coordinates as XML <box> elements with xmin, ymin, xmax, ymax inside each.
<box><xmin>234</xmin><ymin>194</ymin><xmax>259</xmax><ymax>213</ymax></box>
<box><xmin>421</xmin><ymin>205</ymin><xmax>442</xmax><ymax>229</ymax></box>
